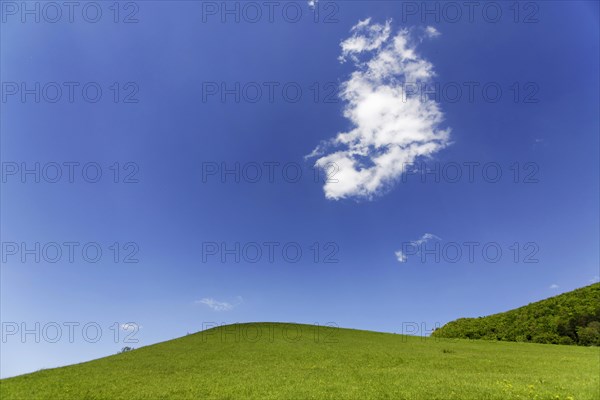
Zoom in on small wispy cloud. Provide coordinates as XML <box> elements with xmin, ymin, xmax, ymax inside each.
<box><xmin>549</xmin><ymin>284</ymin><xmax>559</xmax><ymax>290</ymax></box>
<box><xmin>425</xmin><ymin>26</ymin><xmax>440</xmax><ymax>38</ymax></box>
<box><xmin>120</xmin><ymin>323</ymin><xmax>142</xmax><ymax>330</ymax></box>
<box><xmin>195</xmin><ymin>297</ymin><xmax>243</xmax><ymax>312</ymax></box>
<box><xmin>338</xmin><ymin>18</ymin><xmax>392</xmax><ymax>63</ymax></box>
<box><xmin>395</xmin><ymin>233</ymin><xmax>441</xmax><ymax>263</ymax></box>
<box><xmin>307</xmin><ymin>19</ymin><xmax>450</xmax><ymax>200</ymax></box>
<box><xmin>590</xmin><ymin>276</ymin><xmax>600</xmax><ymax>284</ymax></box>
<box><xmin>395</xmin><ymin>250</ymin><xmax>408</xmax><ymax>263</ymax></box>
<box><xmin>532</xmin><ymin>138</ymin><xmax>547</xmax><ymax>150</ymax></box>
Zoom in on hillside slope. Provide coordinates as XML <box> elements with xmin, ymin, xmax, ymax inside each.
<box><xmin>1</xmin><ymin>322</ymin><xmax>598</xmax><ymax>399</ymax></box>
<box><xmin>432</xmin><ymin>283</ymin><xmax>600</xmax><ymax>345</ymax></box>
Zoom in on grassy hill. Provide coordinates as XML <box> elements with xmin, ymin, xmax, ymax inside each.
<box><xmin>1</xmin><ymin>322</ymin><xmax>598</xmax><ymax>399</ymax></box>
<box><xmin>432</xmin><ymin>283</ymin><xmax>600</xmax><ymax>346</ymax></box>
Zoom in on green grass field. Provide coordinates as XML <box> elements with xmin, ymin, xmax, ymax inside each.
<box><xmin>1</xmin><ymin>323</ymin><xmax>598</xmax><ymax>399</ymax></box>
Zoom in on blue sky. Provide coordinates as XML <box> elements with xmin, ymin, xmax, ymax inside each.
<box><xmin>1</xmin><ymin>1</ymin><xmax>599</xmax><ymax>378</ymax></box>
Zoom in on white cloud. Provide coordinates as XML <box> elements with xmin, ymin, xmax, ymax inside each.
<box><xmin>195</xmin><ymin>297</ymin><xmax>243</xmax><ymax>312</ymax></box>
<box><xmin>425</xmin><ymin>26</ymin><xmax>440</xmax><ymax>38</ymax></box>
<box><xmin>395</xmin><ymin>233</ymin><xmax>441</xmax><ymax>263</ymax></box>
<box><xmin>590</xmin><ymin>276</ymin><xmax>600</xmax><ymax>284</ymax></box>
<box><xmin>307</xmin><ymin>19</ymin><xmax>450</xmax><ymax>200</ymax></box>
<box><xmin>549</xmin><ymin>284</ymin><xmax>559</xmax><ymax>290</ymax></box>
<box><xmin>395</xmin><ymin>250</ymin><xmax>407</xmax><ymax>263</ymax></box>
<box><xmin>413</xmin><ymin>233</ymin><xmax>440</xmax><ymax>246</ymax></box>
<box><xmin>120</xmin><ymin>323</ymin><xmax>142</xmax><ymax>330</ymax></box>
<box><xmin>339</xmin><ymin>18</ymin><xmax>392</xmax><ymax>63</ymax></box>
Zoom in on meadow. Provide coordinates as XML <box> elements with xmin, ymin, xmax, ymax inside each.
<box><xmin>1</xmin><ymin>322</ymin><xmax>598</xmax><ymax>399</ymax></box>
